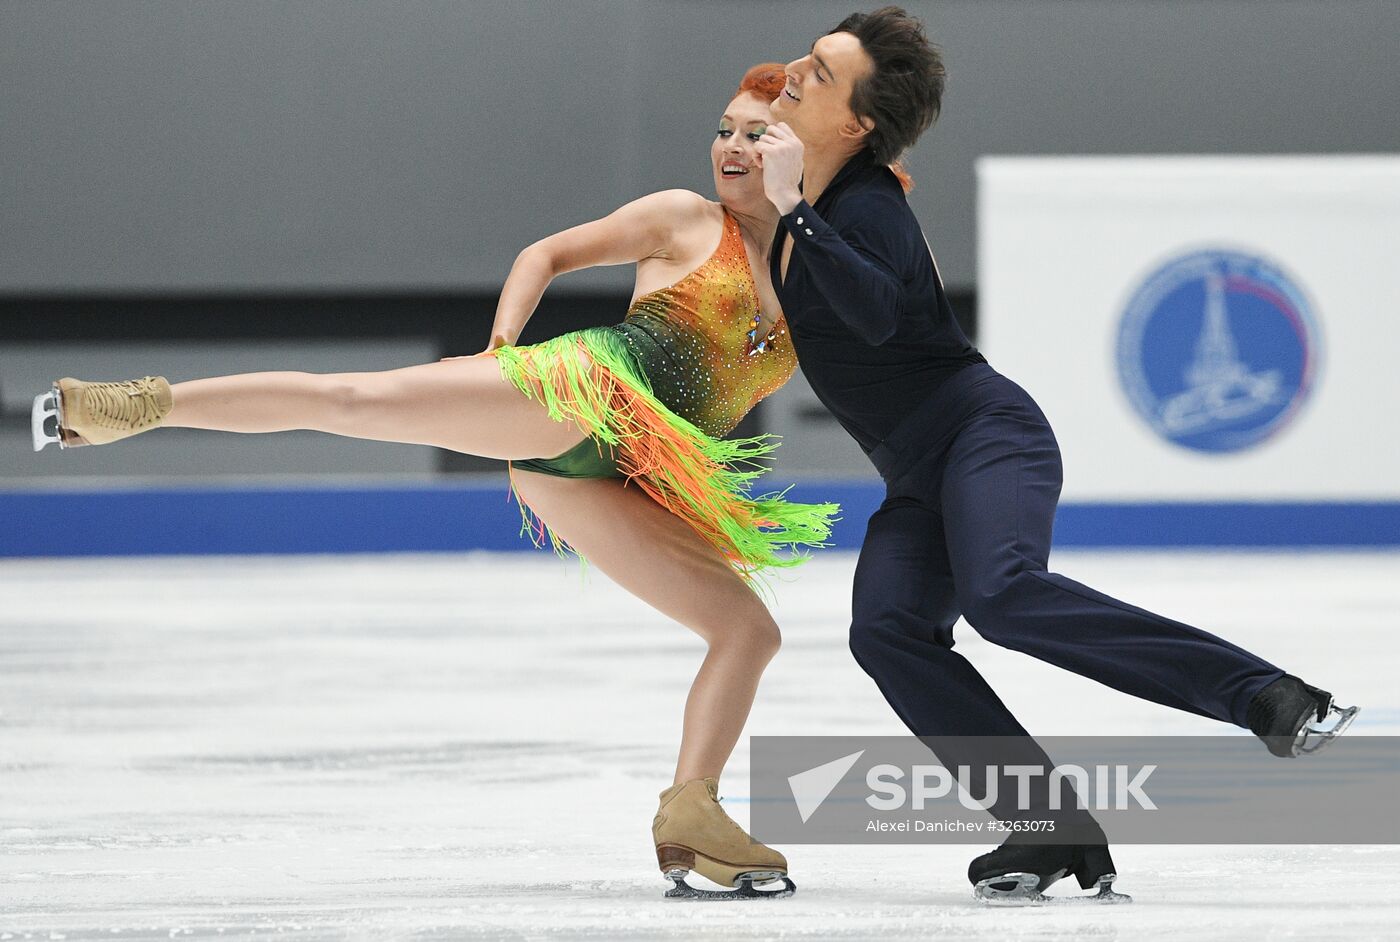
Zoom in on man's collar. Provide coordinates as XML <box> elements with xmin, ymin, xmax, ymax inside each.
<box><xmin>814</xmin><ymin>147</ymin><xmax>877</xmax><ymax>206</ymax></box>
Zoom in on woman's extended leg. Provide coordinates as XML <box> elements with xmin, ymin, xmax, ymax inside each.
<box><xmin>510</xmin><ymin>470</ymin><xmax>781</xmax><ymax>784</ymax></box>
<box><xmin>164</xmin><ymin>356</ymin><xmax>586</xmax><ymax>460</ymax></box>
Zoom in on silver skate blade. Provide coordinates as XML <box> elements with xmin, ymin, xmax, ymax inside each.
<box><xmin>663</xmin><ymin>868</ymin><xmax>796</xmax><ymax>901</ymax></box>
<box><xmin>977</xmin><ymin>871</ymin><xmax>1132</xmax><ymax>906</ymax></box>
<box><xmin>31</xmin><ymin>390</ymin><xmax>61</xmax><ymax>452</ymax></box>
<box><xmin>1296</xmin><ymin>704</ymin><xmax>1360</xmax><ymax>756</ymax></box>
<box><xmin>973</xmin><ymin>870</ymin><xmax>1055</xmax><ymax>905</ymax></box>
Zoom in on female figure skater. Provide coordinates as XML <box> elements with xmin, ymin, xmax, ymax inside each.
<box><xmin>31</xmin><ymin>64</ymin><xmax>829</xmax><ymax>901</ymax></box>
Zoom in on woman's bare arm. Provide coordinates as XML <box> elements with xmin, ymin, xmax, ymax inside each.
<box><xmin>482</xmin><ymin>189</ymin><xmax>710</xmax><ymax>351</ymax></box>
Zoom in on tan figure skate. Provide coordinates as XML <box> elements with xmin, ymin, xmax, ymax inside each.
<box><xmin>32</xmin><ymin>376</ymin><xmax>173</xmax><ymax>451</ymax></box>
<box><xmin>652</xmin><ymin>777</ymin><xmax>795</xmax><ymax>900</ymax></box>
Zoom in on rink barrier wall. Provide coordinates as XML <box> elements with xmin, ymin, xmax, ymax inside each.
<box><xmin>2</xmin><ymin>481</ymin><xmax>1398</xmax><ymax>557</ymax></box>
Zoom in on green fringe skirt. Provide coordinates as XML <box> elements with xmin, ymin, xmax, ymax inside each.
<box><xmin>486</xmin><ymin>327</ymin><xmax>840</xmax><ymax>586</ymax></box>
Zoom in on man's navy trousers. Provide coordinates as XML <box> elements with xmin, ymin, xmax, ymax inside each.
<box><xmin>848</xmin><ymin>362</ymin><xmax>1286</xmax><ymax>743</ymax></box>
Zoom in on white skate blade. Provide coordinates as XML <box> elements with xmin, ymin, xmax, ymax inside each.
<box><xmin>663</xmin><ymin>868</ymin><xmax>796</xmax><ymax>901</ymax></box>
<box><xmin>31</xmin><ymin>389</ymin><xmax>62</xmax><ymax>452</ymax></box>
<box><xmin>1296</xmin><ymin>703</ymin><xmax>1360</xmax><ymax>756</ymax></box>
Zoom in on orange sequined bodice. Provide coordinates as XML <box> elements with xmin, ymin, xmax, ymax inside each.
<box><xmin>607</xmin><ymin>208</ymin><xmax>794</xmax><ymax>438</ymax></box>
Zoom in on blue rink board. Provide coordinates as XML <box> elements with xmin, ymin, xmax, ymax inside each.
<box><xmin>1</xmin><ymin>480</ymin><xmax>1397</xmax><ymax>557</ymax></box>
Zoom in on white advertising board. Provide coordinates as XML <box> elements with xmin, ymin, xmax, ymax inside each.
<box><xmin>978</xmin><ymin>156</ymin><xmax>1400</xmax><ymax>502</ymax></box>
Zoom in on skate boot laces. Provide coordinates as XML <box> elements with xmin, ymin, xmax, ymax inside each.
<box><xmin>83</xmin><ymin>377</ymin><xmax>169</xmax><ymax>431</ymax></box>
<box><xmin>715</xmin><ymin>794</ymin><xmax>747</xmax><ymax>835</ymax></box>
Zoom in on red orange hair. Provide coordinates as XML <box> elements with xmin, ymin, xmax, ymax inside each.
<box><xmin>734</xmin><ymin>62</ymin><xmax>914</xmax><ymax>194</ymax></box>
<box><xmin>736</xmin><ymin>62</ymin><xmax>787</xmax><ymax>102</ymax></box>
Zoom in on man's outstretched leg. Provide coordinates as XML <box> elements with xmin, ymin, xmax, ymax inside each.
<box><xmin>937</xmin><ymin>374</ymin><xmax>1357</xmax><ymax>755</ymax></box>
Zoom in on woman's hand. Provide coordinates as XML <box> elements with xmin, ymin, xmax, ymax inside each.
<box><xmin>754</xmin><ymin>122</ymin><xmax>805</xmax><ymax>215</ymax></box>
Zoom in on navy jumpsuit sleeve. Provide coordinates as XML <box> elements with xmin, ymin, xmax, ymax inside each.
<box><xmin>778</xmin><ymin>193</ymin><xmax>909</xmax><ymax>346</ymax></box>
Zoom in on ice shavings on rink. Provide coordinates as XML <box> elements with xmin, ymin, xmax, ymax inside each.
<box><xmin>1</xmin><ymin>551</ymin><xmax>1397</xmax><ymax>940</ymax></box>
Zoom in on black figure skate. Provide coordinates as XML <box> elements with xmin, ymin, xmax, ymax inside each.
<box><xmin>1248</xmin><ymin>674</ymin><xmax>1359</xmax><ymax>757</ymax></box>
<box><xmin>969</xmin><ymin>840</ymin><xmax>1131</xmax><ymax>905</ymax></box>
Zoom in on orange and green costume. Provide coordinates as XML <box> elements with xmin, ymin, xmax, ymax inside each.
<box><xmin>486</xmin><ymin>207</ymin><xmax>838</xmax><ymax>584</ymax></box>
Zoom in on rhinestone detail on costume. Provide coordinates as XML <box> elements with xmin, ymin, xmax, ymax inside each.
<box><xmin>609</xmin><ymin>209</ymin><xmax>794</xmax><ymax>438</ymax></box>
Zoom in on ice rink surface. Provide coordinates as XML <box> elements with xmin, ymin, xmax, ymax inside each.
<box><xmin>2</xmin><ymin>549</ymin><xmax>1397</xmax><ymax>941</ymax></box>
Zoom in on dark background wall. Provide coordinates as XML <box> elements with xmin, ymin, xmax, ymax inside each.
<box><xmin>5</xmin><ymin>0</ymin><xmax>1398</xmax><ymax>295</ymax></box>
<box><xmin>2</xmin><ymin>0</ymin><xmax>1396</xmax><ymax>478</ymax></box>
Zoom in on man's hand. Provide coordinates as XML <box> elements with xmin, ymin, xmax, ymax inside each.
<box><xmin>755</xmin><ymin>122</ymin><xmax>804</xmax><ymax>215</ymax></box>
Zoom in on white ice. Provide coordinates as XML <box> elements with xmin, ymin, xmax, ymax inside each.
<box><xmin>2</xmin><ymin>550</ymin><xmax>1397</xmax><ymax>940</ymax></box>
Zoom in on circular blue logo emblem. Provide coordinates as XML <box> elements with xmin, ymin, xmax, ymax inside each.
<box><xmin>1115</xmin><ymin>248</ymin><xmax>1321</xmax><ymax>453</ymax></box>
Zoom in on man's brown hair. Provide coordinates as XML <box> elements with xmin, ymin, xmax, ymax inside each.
<box><xmin>829</xmin><ymin>6</ymin><xmax>946</xmax><ymax>165</ymax></box>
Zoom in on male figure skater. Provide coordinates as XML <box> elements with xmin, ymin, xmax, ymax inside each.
<box><xmin>755</xmin><ymin>5</ymin><xmax>1358</xmax><ymax>902</ymax></box>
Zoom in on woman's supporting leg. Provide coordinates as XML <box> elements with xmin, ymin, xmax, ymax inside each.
<box><xmin>162</xmin><ymin>358</ymin><xmax>779</xmax><ymax>779</ymax></box>
<box><xmin>510</xmin><ymin>470</ymin><xmax>781</xmax><ymax>785</ymax></box>
<box><xmin>164</xmin><ymin>356</ymin><xmax>587</xmax><ymax>461</ymax></box>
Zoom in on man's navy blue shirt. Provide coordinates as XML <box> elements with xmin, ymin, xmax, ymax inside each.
<box><xmin>769</xmin><ymin>147</ymin><xmax>985</xmax><ymax>455</ymax></box>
